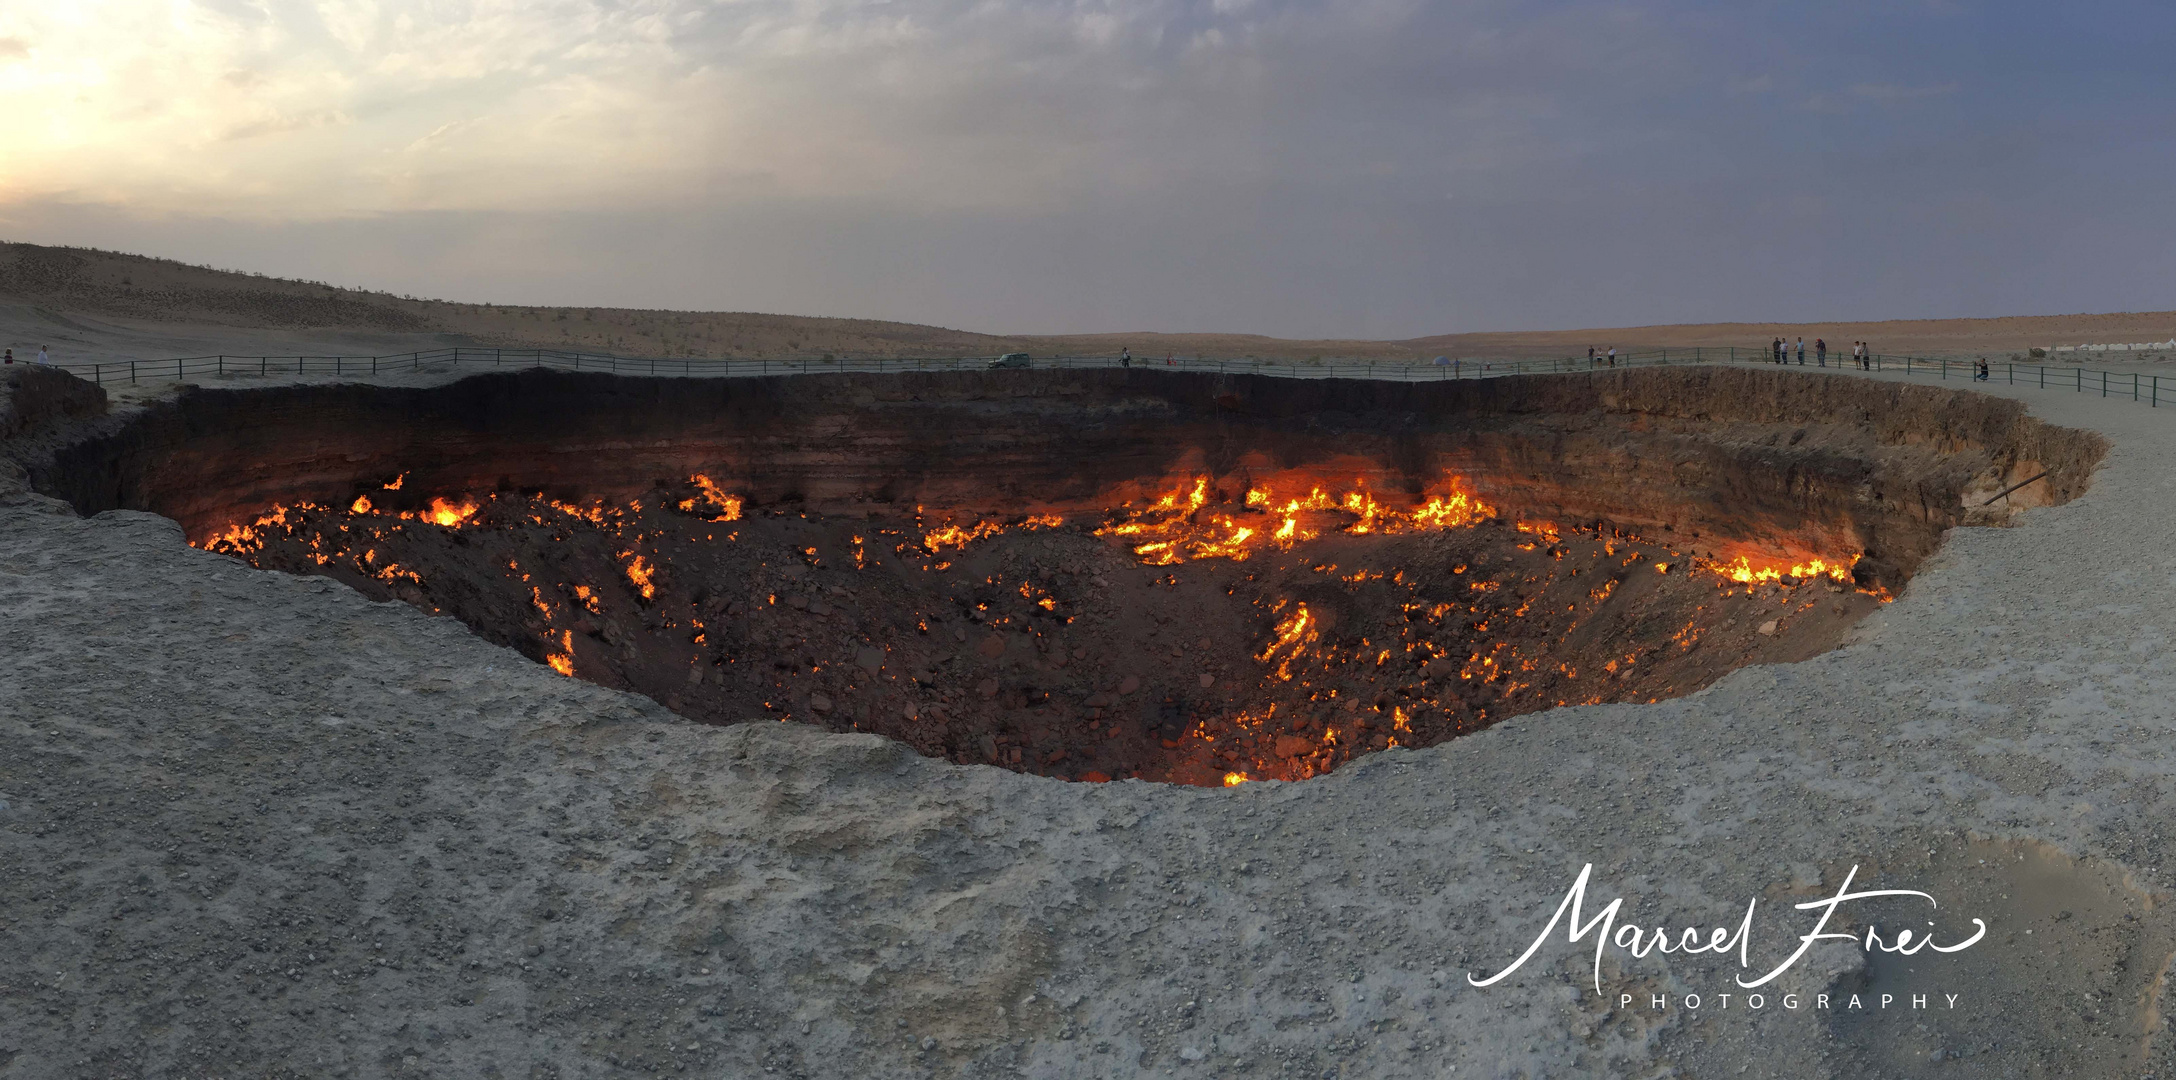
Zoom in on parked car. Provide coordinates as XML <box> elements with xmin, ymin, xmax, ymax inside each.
<box><xmin>989</xmin><ymin>352</ymin><xmax>1032</xmax><ymax>369</ymax></box>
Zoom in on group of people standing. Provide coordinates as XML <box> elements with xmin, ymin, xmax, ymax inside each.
<box><xmin>1768</xmin><ymin>337</ymin><xmax>1874</xmax><ymax>370</ymax></box>
<box><xmin>1</xmin><ymin>346</ymin><xmax>49</xmax><ymax>365</ymax></box>
<box><xmin>1586</xmin><ymin>346</ymin><xmax>1617</xmax><ymax>367</ymax></box>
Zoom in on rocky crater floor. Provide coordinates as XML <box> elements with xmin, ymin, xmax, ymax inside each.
<box><xmin>1</xmin><ymin>362</ymin><xmax>2172</xmax><ymax>1080</ymax></box>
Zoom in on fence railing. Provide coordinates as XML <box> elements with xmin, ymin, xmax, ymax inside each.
<box><xmin>35</xmin><ymin>344</ymin><xmax>2172</xmax><ymax>410</ymax></box>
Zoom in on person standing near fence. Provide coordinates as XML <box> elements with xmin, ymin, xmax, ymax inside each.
<box><xmin>1773</xmin><ymin>337</ymin><xmax>1784</xmax><ymax>364</ymax></box>
<box><xmin>1607</xmin><ymin>346</ymin><xmax>1617</xmax><ymax>367</ymax></box>
<box><xmin>1121</xmin><ymin>347</ymin><xmax>1131</xmax><ymax>368</ymax></box>
<box><xmin>1814</xmin><ymin>338</ymin><xmax>1825</xmax><ymax>366</ymax></box>
<box><xmin>1588</xmin><ymin>347</ymin><xmax>1596</xmax><ymax>366</ymax></box>
<box><xmin>1794</xmin><ymin>338</ymin><xmax>1805</xmax><ymax>365</ymax></box>
<box><xmin>37</xmin><ymin>345</ymin><xmax>49</xmax><ymax>364</ymax></box>
<box><xmin>2</xmin><ymin>349</ymin><xmax>12</xmax><ymax>364</ymax></box>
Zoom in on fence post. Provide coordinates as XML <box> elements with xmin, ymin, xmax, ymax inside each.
<box><xmin>2103</xmin><ymin>371</ymin><xmax>2108</xmax><ymax>397</ymax></box>
<box><xmin>1907</xmin><ymin>356</ymin><xmax>1912</xmax><ymax>374</ymax></box>
<box><xmin>1941</xmin><ymin>359</ymin><xmax>1947</xmax><ymax>379</ymax></box>
<box><xmin>2076</xmin><ymin>368</ymin><xmax>2082</xmax><ymax>393</ymax></box>
<box><xmin>2136</xmin><ymin>373</ymin><xmax>2141</xmax><ymax>401</ymax></box>
<box><xmin>130</xmin><ymin>360</ymin><xmax>137</xmax><ymax>384</ymax></box>
<box><xmin>2007</xmin><ymin>363</ymin><xmax>2013</xmax><ymax>384</ymax></box>
<box><xmin>2039</xmin><ymin>366</ymin><xmax>2045</xmax><ymax>389</ymax></box>
<box><xmin>2155</xmin><ymin>376</ymin><xmax>2160</xmax><ymax>407</ymax></box>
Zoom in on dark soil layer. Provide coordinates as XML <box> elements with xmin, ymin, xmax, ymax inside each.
<box><xmin>23</xmin><ymin>365</ymin><xmax>2105</xmax><ymax>783</ymax></box>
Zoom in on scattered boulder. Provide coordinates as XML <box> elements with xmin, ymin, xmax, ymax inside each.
<box><xmin>855</xmin><ymin>647</ymin><xmax>884</xmax><ymax>673</ymax></box>
<box><xmin>1757</xmin><ymin>619</ymin><xmax>1779</xmax><ymax>636</ymax></box>
<box><xmin>809</xmin><ymin>692</ymin><xmax>833</xmax><ymax>713</ymax></box>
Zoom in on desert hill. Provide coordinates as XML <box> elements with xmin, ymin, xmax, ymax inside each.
<box><xmin>2</xmin><ymin>241</ymin><xmax>2169</xmax><ymax>362</ymax></box>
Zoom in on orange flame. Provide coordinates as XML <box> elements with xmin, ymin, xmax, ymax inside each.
<box><xmin>1257</xmin><ymin>603</ymin><xmax>1320</xmax><ymax>681</ymax></box>
<box><xmin>921</xmin><ymin>515</ymin><xmax>1064</xmax><ymax>552</ymax></box>
<box><xmin>1096</xmin><ymin>474</ymin><xmax>1492</xmax><ymax>565</ymax></box>
<box><xmin>421</xmin><ymin>497</ymin><xmax>479</xmax><ymax>527</ymax></box>
<box><xmin>623</xmin><ymin>554</ymin><xmax>657</xmax><ymax>600</ymax></box>
<box><xmin>1701</xmin><ymin>553</ymin><xmax>1857</xmax><ymax>586</ymax></box>
<box><xmin>677</xmin><ymin>474</ymin><xmax>744</xmax><ymax>521</ymax></box>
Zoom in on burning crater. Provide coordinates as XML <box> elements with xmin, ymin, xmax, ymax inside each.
<box><xmin>36</xmin><ymin>367</ymin><xmax>2103</xmax><ymax>785</ymax></box>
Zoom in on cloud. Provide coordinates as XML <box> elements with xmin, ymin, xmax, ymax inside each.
<box><xmin>6</xmin><ymin>2</ymin><xmax>2169</xmax><ymax>340</ymax></box>
<box><xmin>0</xmin><ymin>0</ymin><xmax>1690</xmax><ymax>219</ymax></box>
<box><xmin>222</xmin><ymin>109</ymin><xmax>350</xmax><ymax>142</ymax></box>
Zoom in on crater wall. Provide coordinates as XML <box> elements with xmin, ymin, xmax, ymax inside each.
<box><xmin>34</xmin><ymin>367</ymin><xmax>2103</xmax><ymax>592</ymax></box>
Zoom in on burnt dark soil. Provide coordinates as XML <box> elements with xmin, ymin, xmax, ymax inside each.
<box><xmin>20</xmin><ymin>365</ymin><xmax>2105</xmax><ymax>784</ymax></box>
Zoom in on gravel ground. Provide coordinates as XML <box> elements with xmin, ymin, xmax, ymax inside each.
<box><xmin>4</xmin><ymin>365</ymin><xmax>2176</xmax><ymax>1079</ymax></box>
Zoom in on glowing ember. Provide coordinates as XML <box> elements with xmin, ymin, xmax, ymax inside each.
<box><xmin>546</xmin><ymin>630</ymin><xmax>575</xmax><ymax>676</ymax></box>
<box><xmin>1223</xmin><ymin>772</ymin><xmax>1250</xmax><ymax>786</ymax></box>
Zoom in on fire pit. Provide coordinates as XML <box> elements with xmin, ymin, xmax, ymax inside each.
<box><xmin>36</xmin><ymin>366</ymin><xmax>2102</xmax><ymax>784</ymax></box>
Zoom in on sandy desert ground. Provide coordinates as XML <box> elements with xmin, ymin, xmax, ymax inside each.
<box><xmin>4</xmin><ymin>241</ymin><xmax>2174</xmax><ymax>366</ymax></box>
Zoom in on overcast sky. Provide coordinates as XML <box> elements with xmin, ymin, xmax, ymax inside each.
<box><xmin>2</xmin><ymin>1</ymin><xmax>2171</xmax><ymax>338</ymax></box>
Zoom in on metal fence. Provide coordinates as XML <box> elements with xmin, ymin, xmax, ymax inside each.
<box><xmin>39</xmin><ymin>343</ymin><xmax>2175</xmax><ymax>409</ymax></box>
